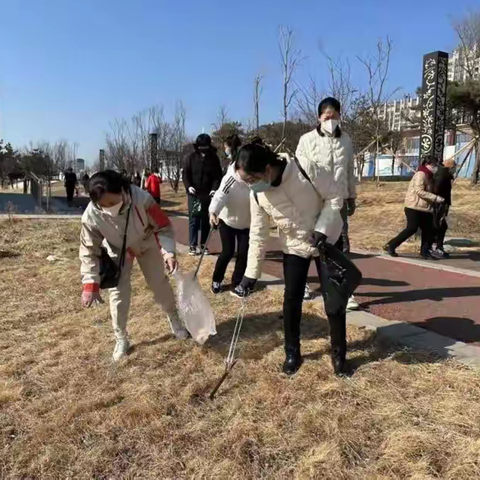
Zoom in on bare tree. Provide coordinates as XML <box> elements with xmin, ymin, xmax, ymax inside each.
<box><xmin>279</xmin><ymin>26</ymin><xmax>302</xmax><ymax>140</ymax></box>
<box><xmin>451</xmin><ymin>10</ymin><xmax>480</xmax><ymax>80</ymax></box>
<box><xmin>357</xmin><ymin>37</ymin><xmax>400</xmax><ymax>180</ymax></box>
<box><xmin>296</xmin><ymin>74</ymin><xmax>323</xmax><ymax>126</ymax></box>
<box><xmin>253</xmin><ymin>73</ymin><xmax>264</xmax><ymax>132</ymax></box>
<box><xmin>165</xmin><ymin>101</ymin><xmax>187</xmax><ymax>192</ymax></box>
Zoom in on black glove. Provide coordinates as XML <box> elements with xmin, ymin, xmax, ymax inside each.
<box><xmin>346</xmin><ymin>198</ymin><xmax>356</xmax><ymax>217</ymax></box>
<box><xmin>309</xmin><ymin>231</ymin><xmax>327</xmax><ymax>249</ymax></box>
<box><xmin>234</xmin><ymin>276</ymin><xmax>257</xmax><ymax>297</ymax></box>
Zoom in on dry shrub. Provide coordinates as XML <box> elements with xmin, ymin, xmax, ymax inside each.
<box><xmin>1</xmin><ymin>220</ymin><xmax>480</xmax><ymax>478</ymax></box>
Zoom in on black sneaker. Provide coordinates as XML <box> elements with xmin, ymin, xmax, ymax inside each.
<box><xmin>188</xmin><ymin>246</ymin><xmax>197</xmax><ymax>256</ymax></box>
<box><xmin>420</xmin><ymin>250</ymin><xmax>437</xmax><ymax>260</ymax></box>
<box><xmin>231</xmin><ymin>284</ymin><xmax>248</xmax><ymax>298</ymax></box>
<box><xmin>211</xmin><ymin>281</ymin><xmax>222</xmax><ymax>294</ymax></box>
<box><xmin>383</xmin><ymin>244</ymin><xmax>398</xmax><ymax>257</ymax></box>
<box><xmin>201</xmin><ymin>245</ymin><xmax>210</xmax><ymax>256</ymax></box>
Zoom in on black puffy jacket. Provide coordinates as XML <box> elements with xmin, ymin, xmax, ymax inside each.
<box><xmin>182</xmin><ymin>149</ymin><xmax>223</xmax><ymax>200</ymax></box>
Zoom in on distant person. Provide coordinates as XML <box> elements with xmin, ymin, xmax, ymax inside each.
<box><xmin>81</xmin><ymin>172</ymin><xmax>90</xmax><ymax>193</ymax></box>
<box><xmin>141</xmin><ymin>168</ymin><xmax>150</xmax><ymax>190</ymax></box>
<box><xmin>209</xmin><ymin>135</ymin><xmax>250</xmax><ymax>294</ymax></box>
<box><xmin>431</xmin><ymin>159</ymin><xmax>456</xmax><ymax>257</ymax></box>
<box><xmin>146</xmin><ymin>169</ymin><xmax>163</xmax><ymax>204</ymax></box>
<box><xmin>384</xmin><ymin>156</ymin><xmax>445</xmax><ymax>259</ymax></box>
<box><xmin>222</xmin><ymin>134</ymin><xmax>242</xmax><ymax>172</ymax></box>
<box><xmin>79</xmin><ymin>170</ymin><xmax>188</xmax><ymax>361</ymax></box>
<box><xmin>64</xmin><ymin>167</ymin><xmax>78</xmax><ymax>206</ymax></box>
<box><xmin>183</xmin><ymin>134</ymin><xmax>223</xmax><ymax>256</ymax></box>
<box><xmin>296</xmin><ymin>97</ymin><xmax>358</xmax><ymax>310</ymax></box>
<box><xmin>133</xmin><ymin>172</ymin><xmax>142</xmax><ymax>188</ymax></box>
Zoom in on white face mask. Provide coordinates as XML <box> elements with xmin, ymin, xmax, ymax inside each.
<box><xmin>322</xmin><ymin>119</ymin><xmax>340</xmax><ymax>135</ymax></box>
<box><xmin>102</xmin><ymin>201</ymin><xmax>123</xmax><ymax>217</ymax></box>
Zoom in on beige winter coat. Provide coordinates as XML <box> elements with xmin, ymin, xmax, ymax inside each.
<box><xmin>79</xmin><ymin>185</ymin><xmax>175</xmax><ymax>289</ymax></box>
<box><xmin>404</xmin><ymin>171</ymin><xmax>439</xmax><ymax>213</ymax></box>
<box><xmin>296</xmin><ymin>128</ymin><xmax>356</xmax><ymax>200</ymax></box>
<box><xmin>245</xmin><ymin>158</ymin><xmax>344</xmax><ymax>280</ymax></box>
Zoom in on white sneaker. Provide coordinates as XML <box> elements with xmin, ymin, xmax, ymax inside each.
<box><xmin>303</xmin><ymin>284</ymin><xmax>312</xmax><ymax>301</ymax></box>
<box><xmin>112</xmin><ymin>337</ymin><xmax>130</xmax><ymax>361</ymax></box>
<box><xmin>347</xmin><ymin>295</ymin><xmax>360</xmax><ymax>311</ymax></box>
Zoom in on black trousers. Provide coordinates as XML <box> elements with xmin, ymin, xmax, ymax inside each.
<box><xmin>433</xmin><ymin>205</ymin><xmax>449</xmax><ymax>250</ymax></box>
<box><xmin>66</xmin><ymin>184</ymin><xmax>75</xmax><ymax>203</ymax></box>
<box><xmin>212</xmin><ymin>221</ymin><xmax>249</xmax><ymax>286</ymax></box>
<box><xmin>335</xmin><ymin>201</ymin><xmax>350</xmax><ymax>254</ymax></box>
<box><xmin>388</xmin><ymin>207</ymin><xmax>434</xmax><ymax>254</ymax></box>
<box><xmin>188</xmin><ymin>195</ymin><xmax>210</xmax><ymax>247</ymax></box>
<box><xmin>283</xmin><ymin>253</ymin><xmax>347</xmax><ymax>354</ymax></box>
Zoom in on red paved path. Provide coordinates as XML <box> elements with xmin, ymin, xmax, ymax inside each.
<box><xmin>170</xmin><ymin>216</ymin><xmax>480</xmax><ymax>344</ymax></box>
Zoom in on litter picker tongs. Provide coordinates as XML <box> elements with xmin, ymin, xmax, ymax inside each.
<box><xmin>210</xmin><ymin>297</ymin><xmax>247</xmax><ymax>400</ymax></box>
<box><xmin>193</xmin><ymin>227</ymin><xmax>215</xmax><ymax>279</ymax></box>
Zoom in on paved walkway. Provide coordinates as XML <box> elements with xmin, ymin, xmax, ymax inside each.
<box><xmin>170</xmin><ymin>216</ymin><xmax>480</xmax><ymax>346</ymax></box>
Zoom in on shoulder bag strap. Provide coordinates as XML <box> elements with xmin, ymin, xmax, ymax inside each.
<box><xmin>118</xmin><ymin>189</ymin><xmax>133</xmax><ymax>271</ymax></box>
<box><xmin>293</xmin><ymin>156</ymin><xmax>321</xmax><ymax>200</ymax></box>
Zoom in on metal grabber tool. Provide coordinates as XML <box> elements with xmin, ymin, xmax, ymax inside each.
<box><xmin>210</xmin><ymin>296</ymin><xmax>247</xmax><ymax>400</ymax></box>
<box><xmin>193</xmin><ymin>227</ymin><xmax>215</xmax><ymax>279</ymax></box>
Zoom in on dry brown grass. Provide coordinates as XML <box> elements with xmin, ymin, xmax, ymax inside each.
<box><xmin>347</xmin><ymin>179</ymin><xmax>480</xmax><ymax>253</ymax></box>
<box><xmin>1</xmin><ymin>219</ymin><xmax>480</xmax><ymax>478</ymax></box>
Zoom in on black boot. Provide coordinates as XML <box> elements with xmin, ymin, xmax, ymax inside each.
<box><xmin>283</xmin><ymin>347</ymin><xmax>303</xmax><ymax>375</ymax></box>
<box><xmin>383</xmin><ymin>243</ymin><xmax>398</xmax><ymax>257</ymax></box>
<box><xmin>331</xmin><ymin>347</ymin><xmax>347</xmax><ymax>376</ymax></box>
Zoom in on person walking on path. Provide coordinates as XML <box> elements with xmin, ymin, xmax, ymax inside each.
<box><xmin>296</xmin><ymin>97</ymin><xmax>359</xmax><ymax>309</ymax></box>
<box><xmin>141</xmin><ymin>168</ymin><xmax>150</xmax><ymax>190</ymax></box>
<box><xmin>183</xmin><ymin>134</ymin><xmax>223</xmax><ymax>256</ymax></box>
<box><xmin>233</xmin><ymin>143</ymin><xmax>347</xmax><ymax>376</ymax></box>
<box><xmin>431</xmin><ymin>159</ymin><xmax>456</xmax><ymax>258</ymax></box>
<box><xmin>79</xmin><ymin>170</ymin><xmax>188</xmax><ymax>361</ymax></box>
<box><xmin>133</xmin><ymin>172</ymin><xmax>142</xmax><ymax>188</ymax></box>
<box><xmin>81</xmin><ymin>172</ymin><xmax>90</xmax><ymax>194</ymax></box>
<box><xmin>384</xmin><ymin>156</ymin><xmax>445</xmax><ymax>260</ymax></box>
<box><xmin>64</xmin><ymin>167</ymin><xmax>78</xmax><ymax>206</ymax></box>
<box><xmin>146</xmin><ymin>168</ymin><xmax>163</xmax><ymax>204</ymax></box>
<box><xmin>209</xmin><ymin>135</ymin><xmax>250</xmax><ymax>294</ymax></box>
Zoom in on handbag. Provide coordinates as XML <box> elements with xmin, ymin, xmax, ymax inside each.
<box><xmin>99</xmin><ymin>198</ymin><xmax>133</xmax><ymax>290</ymax></box>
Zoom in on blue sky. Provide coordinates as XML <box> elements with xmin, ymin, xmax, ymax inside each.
<box><xmin>0</xmin><ymin>0</ymin><xmax>476</xmax><ymax>163</ymax></box>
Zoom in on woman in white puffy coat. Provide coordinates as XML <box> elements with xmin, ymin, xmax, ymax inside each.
<box><xmin>233</xmin><ymin>143</ymin><xmax>348</xmax><ymax>376</ymax></box>
<box><xmin>296</xmin><ymin>97</ymin><xmax>359</xmax><ymax>310</ymax></box>
<box><xmin>209</xmin><ymin>135</ymin><xmax>251</xmax><ymax>294</ymax></box>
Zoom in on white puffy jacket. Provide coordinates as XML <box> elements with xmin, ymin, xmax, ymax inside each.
<box><xmin>79</xmin><ymin>185</ymin><xmax>175</xmax><ymax>289</ymax></box>
<box><xmin>245</xmin><ymin>157</ymin><xmax>344</xmax><ymax>280</ymax></box>
<box><xmin>296</xmin><ymin>127</ymin><xmax>356</xmax><ymax>200</ymax></box>
<box><xmin>209</xmin><ymin>163</ymin><xmax>251</xmax><ymax>230</ymax></box>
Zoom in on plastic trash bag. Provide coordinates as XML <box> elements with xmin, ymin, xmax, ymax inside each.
<box><xmin>318</xmin><ymin>243</ymin><xmax>362</xmax><ymax>313</ymax></box>
<box><xmin>174</xmin><ymin>270</ymin><xmax>216</xmax><ymax>344</ymax></box>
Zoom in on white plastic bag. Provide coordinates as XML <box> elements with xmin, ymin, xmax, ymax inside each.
<box><xmin>174</xmin><ymin>270</ymin><xmax>216</xmax><ymax>345</ymax></box>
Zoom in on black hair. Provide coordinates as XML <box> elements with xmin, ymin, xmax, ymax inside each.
<box><xmin>249</xmin><ymin>136</ymin><xmax>265</xmax><ymax>146</ymax></box>
<box><xmin>224</xmin><ymin>134</ymin><xmax>242</xmax><ymax>154</ymax></box>
<box><xmin>421</xmin><ymin>156</ymin><xmax>439</xmax><ymax>166</ymax></box>
<box><xmin>194</xmin><ymin>133</ymin><xmax>212</xmax><ymax>149</ymax></box>
<box><xmin>235</xmin><ymin>143</ymin><xmax>284</xmax><ymax>175</ymax></box>
<box><xmin>88</xmin><ymin>170</ymin><xmax>130</xmax><ymax>203</ymax></box>
<box><xmin>317</xmin><ymin>97</ymin><xmax>342</xmax><ymax>138</ymax></box>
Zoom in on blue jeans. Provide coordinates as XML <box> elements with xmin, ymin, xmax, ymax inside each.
<box><xmin>188</xmin><ymin>195</ymin><xmax>211</xmax><ymax>247</ymax></box>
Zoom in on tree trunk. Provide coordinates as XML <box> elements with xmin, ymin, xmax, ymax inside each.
<box><xmin>391</xmin><ymin>155</ymin><xmax>395</xmax><ymax>176</ymax></box>
<box><xmin>471</xmin><ymin>141</ymin><xmax>480</xmax><ymax>185</ymax></box>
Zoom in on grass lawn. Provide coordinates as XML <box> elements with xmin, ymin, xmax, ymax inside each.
<box><xmin>1</xmin><ymin>219</ymin><xmax>480</xmax><ymax>478</ymax></box>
